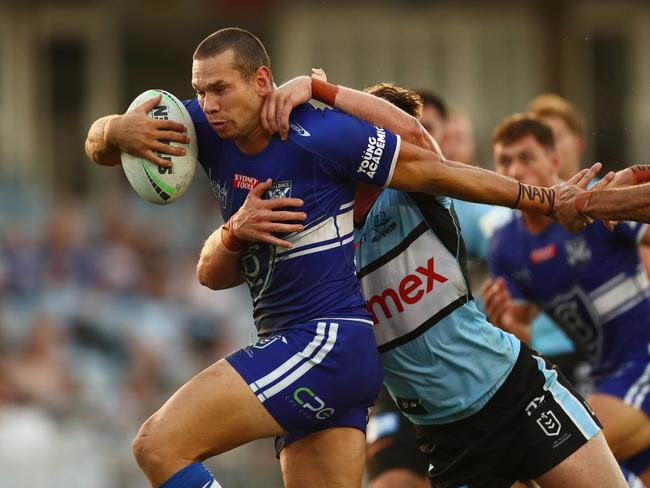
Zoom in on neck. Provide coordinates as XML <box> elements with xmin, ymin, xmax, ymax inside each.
<box><xmin>234</xmin><ymin>124</ymin><xmax>272</xmax><ymax>154</ymax></box>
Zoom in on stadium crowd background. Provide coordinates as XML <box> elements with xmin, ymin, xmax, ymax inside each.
<box><xmin>1</xmin><ymin>0</ymin><xmax>650</xmax><ymax>486</ymax></box>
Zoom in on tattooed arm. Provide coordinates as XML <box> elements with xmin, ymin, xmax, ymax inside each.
<box><xmin>388</xmin><ymin>140</ymin><xmax>599</xmax><ymax>231</ymax></box>
<box><xmin>577</xmin><ymin>183</ymin><xmax>650</xmax><ymax>223</ymax></box>
<box><xmin>573</xmin><ymin>164</ymin><xmax>650</xmax><ymax>223</ymax></box>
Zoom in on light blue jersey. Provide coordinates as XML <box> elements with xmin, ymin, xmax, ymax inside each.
<box><xmin>355</xmin><ymin>189</ymin><xmax>520</xmax><ymax>424</ymax></box>
<box><xmin>453</xmin><ymin>200</ymin><xmax>575</xmax><ymax>357</ymax></box>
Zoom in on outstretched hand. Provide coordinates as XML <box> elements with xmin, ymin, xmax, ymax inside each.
<box><xmin>108</xmin><ymin>94</ymin><xmax>189</xmax><ymax>168</ymax></box>
<box><xmin>550</xmin><ymin>162</ymin><xmax>601</xmax><ymax>232</ymax></box>
<box><xmin>229</xmin><ymin>178</ymin><xmax>307</xmax><ymax>248</ymax></box>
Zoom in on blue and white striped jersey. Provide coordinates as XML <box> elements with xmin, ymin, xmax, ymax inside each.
<box><xmin>184</xmin><ymin>100</ymin><xmax>401</xmax><ymax>334</ymax></box>
<box><xmin>489</xmin><ymin>216</ymin><xmax>650</xmax><ymax>380</ymax></box>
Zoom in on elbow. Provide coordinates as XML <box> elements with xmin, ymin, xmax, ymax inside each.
<box><xmin>196</xmin><ymin>260</ymin><xmax>219</xmax><ymax>290</ymax></box>
<box><xmin>407</xmin><ymin>118</ymin><xmax>428</xmax><ymax>147</ymax></box>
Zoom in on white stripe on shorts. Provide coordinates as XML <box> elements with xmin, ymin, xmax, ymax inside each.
<box><xmin>257</xmin><ymin>322</ymin><xmax>339</xmax><ymax>403</ymax></box>
<box><xmin>313</xmin><ymin>317</ymin><xmax>374</xmax><ymax>326</ymax></box>
<box><xmin>624</xmin><ymin>362</ymin><xmax>650</xmax><ymax>409</ymax></box>
<box><xmin>533</xmin><ymin>355</ymin><xmax>596</xmax><ymax>440</ymax></box>
<box><xmin>249</xmin><ymin>322</ymin><xmax>326</xmax><ymax>393</ymax></box>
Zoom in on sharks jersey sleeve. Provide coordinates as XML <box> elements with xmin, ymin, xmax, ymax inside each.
<box><xmin>287</xmin><ymin>104</ymin><xmax>401</xmax><ymax>188</ymax></box>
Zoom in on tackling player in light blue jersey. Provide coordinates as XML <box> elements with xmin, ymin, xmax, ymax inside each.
<box><xmin>485</xmin><ymin>113</ymin><xmax>650</xmax><ymax>484</ymax></box>
<box><xmin>264</xmin><ymin>77</ymin><xmax>626</xmax><ymax>487</ymax></box>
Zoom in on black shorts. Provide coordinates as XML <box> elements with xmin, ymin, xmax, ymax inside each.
<box><xmin>414</xmin><ymin>344</ymin><xmax>602</xmax><ymax>488</ymax></box>
<box><xmin>366</xmin><ymin>387</ymin><xmax>429</xmax><ymax>482</ymax></box>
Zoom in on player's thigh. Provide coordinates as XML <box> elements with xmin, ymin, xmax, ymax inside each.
<box><xmin>280</xmin><ymin>427</ymin><xmax>366</xmax><ymax>488</ymax></box>
<box><xmin>136</xmin><ymin>359</ymin><xmax>285</xmax><ymax>462</ymax></box>
<box><xmin>588</xmin><ymin>392</ymin><xmax>650</xmax><ymax>459</ymax></box>
<box><xmin>533</xmin><ymin>431</ymin><xmax>626</xmax><ymax>488</ymax></box>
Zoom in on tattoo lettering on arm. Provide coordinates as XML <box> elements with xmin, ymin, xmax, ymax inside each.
<box><xmin>518</xmin><ymin>184</ymin><xmax>556</xmax><ymax>215</ymax></box>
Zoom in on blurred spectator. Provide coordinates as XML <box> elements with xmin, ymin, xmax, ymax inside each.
<box><xmin>528</xmin><ymin>93</ymin><xmax>586</xmax><ymax>180</ymax></box>
<box><xmin>441</xmin><ymin>107</ymin><xmax>476</xmax><ymax>165</ymax></box>
<box><xmin>0</xmin><ymin>181</ymin><xmax>277</xmax><ymax>487</ymax></box>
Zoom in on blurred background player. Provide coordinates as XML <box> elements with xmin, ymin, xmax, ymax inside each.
<box><xmin>529</xmin><ymin>94</ymin><xmax>650</xmax><ymax>283</ymax></box>
<box><xmin>484</xmin><ymin>113</ymin><xmax>650</xmax><ymax>484</ymax></box>
<box><xmin>528</xmin><ymin>94</ymin><xmax>586</xmax><ymax>181</ymax></box>
<box><xmin>444</xmin><ymin>97</ymin><xmax>589</xmax><ymax>394</ymax></box>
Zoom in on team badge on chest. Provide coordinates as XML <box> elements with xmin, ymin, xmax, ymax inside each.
<box><xmin>564</xmin><ymin>236</ymin><xmax>592</xmax><ymax>268</ymax></box>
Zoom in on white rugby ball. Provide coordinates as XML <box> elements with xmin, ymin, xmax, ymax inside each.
<box><xmin>121</xmin><ymin>89</ymin><xmax>197</xmax><ymax>205</ymax></box>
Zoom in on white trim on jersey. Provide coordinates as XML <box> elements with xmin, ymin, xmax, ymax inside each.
<box><xmin>634</xmin><ymin>223</ymin><xmax>649</xmax><ymax>244</ymax></box>
<box><xmin>276</xmin><ymin>211</ymin><xmax>354</xmax><ymax>260</ymax></box>
<box><xmin>277</xmin><ymin>234</ymin><xmax>354</xmax><ymax>262</ymax></box>
<box><xmin>624</xmin><ymin>362</ymin><xmax>650</xmax><ymax>410</ymax></box>
<box><xmin>340</xmin><ymin>201</ymin><xmax>354</xmax><ymax>211</ymax></box>
<box><xmin>276</xmin><ymin>208</ymin><xmax>354</xmax><ymax>261</ymax></box>
<box><xmin>383</xmin><ymin>134</ymin><xmax>401</xmax><ymax>189</ymax></box>
<box><xmin>256</xmin><ymin>322</ymin><xmax>339</xmax><ymax>402</ymax></box>
<box><xmin>589</xmin><ymin>266</ymin><xmax>649</xmax><ymax>321</ymax></box>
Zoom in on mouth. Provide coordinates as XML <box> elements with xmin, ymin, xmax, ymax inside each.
<box><xmin>210</xmin><ymin>121</ymin><xmax>228</xmax><ymax>131</ymax></box>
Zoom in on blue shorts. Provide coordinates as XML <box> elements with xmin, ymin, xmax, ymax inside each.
<box><xmin>227</xmin><ymin>318</ymin><xmax>383</xmax><ymax>452</ymax></box>
<box><xmin>597</xmin><ymin>357</ymin><xmax>650</xmax><ymax>417</ymax></box>
<box><xmin>597</xmin><ymin>357</ymin><xmax>650</xmax><ymax>475</ymax></box>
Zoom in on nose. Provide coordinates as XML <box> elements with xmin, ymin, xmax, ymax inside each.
<box><xmin>202</xmin><ymin>92</ymin><xmax>221</xmax><ymax>114</ymax></box>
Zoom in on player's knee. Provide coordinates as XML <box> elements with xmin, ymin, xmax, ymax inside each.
<box><xmin>132</xmin><ymin>418</ymin><xmax>168</xmax><ymax>472</ymax></box>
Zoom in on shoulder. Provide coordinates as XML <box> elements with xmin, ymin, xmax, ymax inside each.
<box><xmin>288</xmin><ymin>103</ymin><xmax>363</xmax><ymax>139</ymax></box>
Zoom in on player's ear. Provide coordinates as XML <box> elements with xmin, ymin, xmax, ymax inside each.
<box><xmin>254</xmin><ymin>66</ymin><xmax>273</xmax><ymax>96</ymax></box>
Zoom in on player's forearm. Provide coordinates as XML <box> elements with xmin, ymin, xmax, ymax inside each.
<box><xmin>396</xmin><ymin>154</ymin><xmax>555</xmax><ymax>216</ymax></box>
<box><xmin>581</xmin><ymin>185</ymin><xmax>650</xmax><ymax>223</ymax></box>
<box><xmin>196</xmin><ymin>227</ymin><xmax>245</xmax><ymax>290</ymax></box>
<box><xmin>85</xmin><ymin>115</ymin><xmax>122</xmax><ymax>166</ymax></box>
<box><xmin>331</xmin><ymin>85</ymin><xmax>436</xmax><ymax>152</ymax></box>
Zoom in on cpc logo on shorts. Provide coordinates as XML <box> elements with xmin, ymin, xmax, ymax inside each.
<box><xmin>537</xmin><ymin>410</ymin><xmax>562</xmax><ymax>436</ymax></box>
<box><xmin>293</xmin><ymin>387</ymin><xmax>335</xmax><ymax>420</ymax></box>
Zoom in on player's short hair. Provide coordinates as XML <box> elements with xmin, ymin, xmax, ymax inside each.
<box><xmin>363</xmin><ymin>83</ymin><xmax>423</xmax><ymax>118</ymax></box>
<box><xmin>193</xmin><ymin>27</ymin><xmax>271</xmax><ymax>80</ymax></box>
<box><xmin>528</xmin><ymin>94</ymin><xmax>585</xmax><ymax>138</ymax></box>
<box><xmin>416</xmin><ymin>90</ymin><xmax>448</xmax><ymax>120</ymax></box>
<box><xmin>493</xmin><ymin>113</ymin><xmax>556</xmax><ymax>151</ymax></box>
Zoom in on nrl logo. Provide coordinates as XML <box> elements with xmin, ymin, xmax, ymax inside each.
<box><xmin>537</xmin><ymin>410</ymin><xmax>562</xmax><ymax>436</ymax></box>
